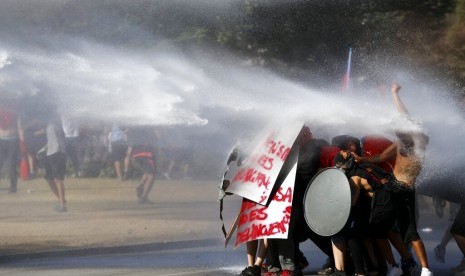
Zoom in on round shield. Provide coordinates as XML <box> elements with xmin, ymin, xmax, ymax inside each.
<box><xmin>303</xmin><ymin>168</ymin><xmax>352</xmax><ymax>236</ymax></box>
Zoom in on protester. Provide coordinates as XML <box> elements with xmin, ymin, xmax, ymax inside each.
<box><xmin>0</xmin><ymin>98</ymin><xmax>21</xmax><ymax>193</ymax></box>
<box><xmin>107</xmin><ymin>123</ymin><xmax>127</xmax><ymax>181</ymax></box>
<box><xmin>125</xmin><ymin>127</ymin><xmax>159</xmax><ymax>204</ymax></box>
<box><xmin>334</xmin><ymin>150</ymin><xmax>418</xmax><ymax>276</ymax></box>
<box><xmin>264</xmin><ymin>126</ymin><xmax>333</xmax><ymax>276</ymax></box>
<box><xmin>61</xmin><ymin>114</ymin><xmax>81</xmax><ymax>178</ymax></box>
<box><xmin>43</xmin><ymin>111</ymin><xmax>68</xmax><ymax>212</ymax></box>
<box><xmin>357</xmin><ymin>83</ymin><xmax>432</xmax><ymax>276</ymax></box>
<box><xmin>241</xmin><ymin>235</ymin><xmax>268</xmax><ymax>276</ymax></box>
<box><xmin>293</xmin><ymin>126</ymin><xmax>334</xmax><ymax>275</ymax></box>
<box><xmin>130</xmin><ymin>144</ymin><xmax>156</xmax><ymax>204</ymax></box>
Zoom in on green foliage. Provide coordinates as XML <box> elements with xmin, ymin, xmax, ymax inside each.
<box><xmin>445</xmin><ymin>0</ymin><xmax>465</xmax><ymax>81</ymax></box>
<box><xmin>11</xmin><ymin>0</ymin><xmax>464</xmax><ymax>91</ymax></box>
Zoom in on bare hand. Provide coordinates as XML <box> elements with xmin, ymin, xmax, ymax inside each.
<box><xmin>352</xmin><ymin>153</ymin><xmax>363</xmax><ymax>162</ymax></box>
<box><xmin>391</xmin><ymin>83</ymin><xmax>401</xmax><ymax>94</ymax></box>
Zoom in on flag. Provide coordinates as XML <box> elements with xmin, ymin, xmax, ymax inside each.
<box><xmin>342</xmin><ymin>47</ymin><xmax>352</xmax><ymax>93</ymax></box>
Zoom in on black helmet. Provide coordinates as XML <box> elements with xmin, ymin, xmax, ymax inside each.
<box><xmin>334</xmin><ymin>151</ymin><xmax>356</xmax><ymax>174</ymax></box>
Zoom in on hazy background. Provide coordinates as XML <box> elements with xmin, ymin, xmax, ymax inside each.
<box><xmin>0</xmin><ymin>1</ymin><xmax>464</xmax><ymax>201</ymax></box>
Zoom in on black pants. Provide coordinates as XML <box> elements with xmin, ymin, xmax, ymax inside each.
<box><xmin>65</xmin><ymin>137</ymin><xmax>80</xmax><ymax>176</ymax></box>
<box><xmin>0</xmin><ymin>138</ymin><xmax>19</xmax><ymax>191</ymax></box>
<box><xmin>267</xmin><ymin>206</ymin><xmax>301</xmax><ymax>271</ymax></box>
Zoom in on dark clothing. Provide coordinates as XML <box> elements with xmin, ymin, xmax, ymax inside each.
<box><xmin>369</xmin><ymin>189</ymin><xmax>397</xmax><ymax>238</ymax></box>
<box><xmin>24</xmin><ymin>127</ymin><xmax>46</xmax><ymax>155</ymax></box>
<box><xmin>294</xmin><ymin>139</ymin><xmax>333</xmax><ymax>264</ymax></box>
<box><xmin>393</xmin><ymin>190</ymin><xmax>420</xmax><ymax>243</ymax></box>
<box><xmin>0</xmin><ymin>138</ymin><xmax>19</xmax><ymax>191</ymax></box>
<box><xmin>44</xmin><ymin>152</ymin><xmax>67</xmax><ymax>181</ymax></box>
<box><xmin>132</xmin><ymin>145</ymin><xmax>156</xmax><ymax>175</ymax></box>
<box><xmin>65</xmin><ymin>136</ymin><xmax>80</xmax><ymax>176</ymax></box>
<box><xmin>110</xmin><ymin>142</ymin><xmax>128</xmax><ymax>162</ymax></box>
<box><xmin>451</xmin><ymin>204</ymin><xmax>465</xmax><ymax>236</ymax></box>
<box><xmin>346</xmin><ymin>164</ymin><xmax>397</xmax><ymax>238</ymax></box>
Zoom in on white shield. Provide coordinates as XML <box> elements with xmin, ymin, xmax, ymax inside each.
<box><xmin>303</xmin><ymin>168</ymin><xmax>352</xmax><ymax>236</ymax></box>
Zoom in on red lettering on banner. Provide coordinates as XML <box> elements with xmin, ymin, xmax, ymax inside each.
<box><xmin>273</xmin><ymin>187</ymin><xmax>293</xmax><ymax>203</ymax></box>
<box><xmin>259</xmin><ymin>195</ymin><xmax>267</xmax><ymax>204</ymax></box>
<box><xmin>282</xmin><ymin>205</ymin><xmax>291</xmax><ymax>224</ymax></box>
<box><xmin>239</xmin><ymin>213</ymin><xmax>248</xmax><ymax>225</ymax></box>
<box><xmin>257</xmin><ymin>154</ymin><xmax>274</xmax><ymax>170</ymax></box>
<box><xmin>264</xmin><ymin>138</ymin><xmax>291</xmax><ymax>162</ymax></box>
<box><xmin>256</xmin><ymin>172</ymin><xmax>270</xmax><ymax>189</ymax></box>
<box><xmin>236</xmin><ymin>214</ymin><xmax>290</xmax><ymax>244</ymax></box>
<box><xmin>248</xmin><ymin>207</ymin><xmax>268</xmax><ymax>221</ymax></box>
<box><xmin>233</xmin><ymin>168</ymin><xmax>271</xmax><ymax>190</ymax></box>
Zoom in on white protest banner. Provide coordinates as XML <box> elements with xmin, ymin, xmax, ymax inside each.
<box><xmin>225</xmin><ymin>121</ymin><xmax>303</xmax><ymax>205</ymax></box>
<box><xmin>234</xmin><ymin>163</ymin><xmax>297</xmax><ymax>247</ymax></box>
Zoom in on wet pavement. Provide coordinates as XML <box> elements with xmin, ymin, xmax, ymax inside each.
<box><xmin>0</xmin><ymin>177</ymin><xmax>462</xmax><ymax>275</ymax></box>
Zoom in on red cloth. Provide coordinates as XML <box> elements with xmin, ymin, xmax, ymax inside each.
<box><xmin>319</xmin><ymin>145</ymin><xmax>341</xmax><ymax>168</ymax></box>
<box><xmin>361</xmin><ymin>136</ymin><xmax>395</xmax><ymax>173</ymax></box>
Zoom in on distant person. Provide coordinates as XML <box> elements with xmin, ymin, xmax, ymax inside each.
<box><xmin>125</xmin><ymin>127</ymin><xmax>159</xmax><ymax>203</ymax></box>
<box><xmin>0</xmin><ymin>98</ymin><xmax>21</xmax><ymax>193</ymax></box>
<box><xmin>132</xmin><ymin>144</ymin><xmax>156</xmax><ymax>204</ymax></box>
<box><xmin>434</xmin><ymin>200</ymin><xmax>460</xmax><ymax>263</ymax></box>
<box><xmin>61</xmin><ymin>114</ymin><xmax>81</xmax><ymax>178</ymax></box>
<box><xmin>44</xmin><ymin>112</ymin><xmax>68</xmax><ymax>212</ymax></box>
<box><xmin>357</xmin><ymin>83</ymin><xmax>432</xmax><ymax>276</ymax></box>
<box><xmin>107</xmin><ymin>123</ymin><xmax>127</xmax><ymax>181</ymax></box>
<box><xmin>22</xmin><ymin>117</ymin><xmax>46</xmax><ymax>178</ymax></box>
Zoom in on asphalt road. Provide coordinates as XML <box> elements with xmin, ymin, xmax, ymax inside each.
<box><xmin>0</xmin><ymin>177</ymin><xmax>462</xmax><ymax>275</ymax></box>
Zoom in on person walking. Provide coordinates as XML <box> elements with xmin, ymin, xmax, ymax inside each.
<box><xmin>44</xmin><ymin>112</ymin><xmax>68</xmax><ymax>212</ymax></box>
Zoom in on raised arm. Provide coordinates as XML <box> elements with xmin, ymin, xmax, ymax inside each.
<box><xmin>391</xmin><ymin>83</ymin><xmax>409</xmax><ymax>115</ymax></box>
<box><xmin>392</xmin><ymin>83</ymin><xmax>430</xmax><ymax>148</ymax></box>
<box><xmin>357</xmin><ymin>142</ymin><xmax>397</xmax><ymax>164</ymax></box>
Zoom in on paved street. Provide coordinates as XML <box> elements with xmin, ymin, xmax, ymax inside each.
<box><xmin>0</xmin><ymin>177</ymin><xmax>462</xmax><ymax>275</ymax></box>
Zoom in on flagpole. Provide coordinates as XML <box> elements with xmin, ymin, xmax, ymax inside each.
<box><xmin>342</xmin><ymin>47</ymin><xmax>352</xmax><ymax>93</ymax></box>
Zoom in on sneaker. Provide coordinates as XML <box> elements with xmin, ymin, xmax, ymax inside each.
<box><xmin>386</xmin><ymin>264</ymin><xmax>403</xmax><ymax>276</ymax></box>
<box><xmin>318</xmin><ymin>267</ymin><xmax>335</xmax><ymax>275</ymax></box>
<box><xmin>451</xmin><ymin>257</ymin><xmax>465</xmax><ymax>274</ymax></box>
<box><xmin>138</xmin><ymin>197</ymin><xmax>155</xmax><ymax>205</ymax></box>
<box><xmin>240</xmin><ymin>265</ymin><xmax>261</xmax><ymax>276</ymax></box>
<box><xmin>328</xmin><ymin>269</ymin><xmax>345</xmax><ymax>275</ymax></box>
<box><xmin>434</xmin><ymin>245</ymin><xmax>445</xmax><ymax>263</ymax></box>
<box><xmin>318</xmin><ymin>258</ymin><xmax>335</xmax><ymax>275</ymax></box>
<box><xmin>136</xmin><ymin>185</ymin><xmax>143</xmax><ymax>199</ymax></box>
<box><xmin>298</xmin><ymin>256</ymin><xmax>309</xmax><ymax>270</ymax></box>
<box><xmin>420</xmin><ymin>267</ymin><xmax>433</xmax><ymax>276</ymax></box>
<box><xmin>54</xmin><ymin>205</ymin><xmax>67</xmax><ymax>213</ymax></box>
<box><xmin>401</xmin><ymin>258</ymin><xmax>420</xmax><ymax>275</ymax></box>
